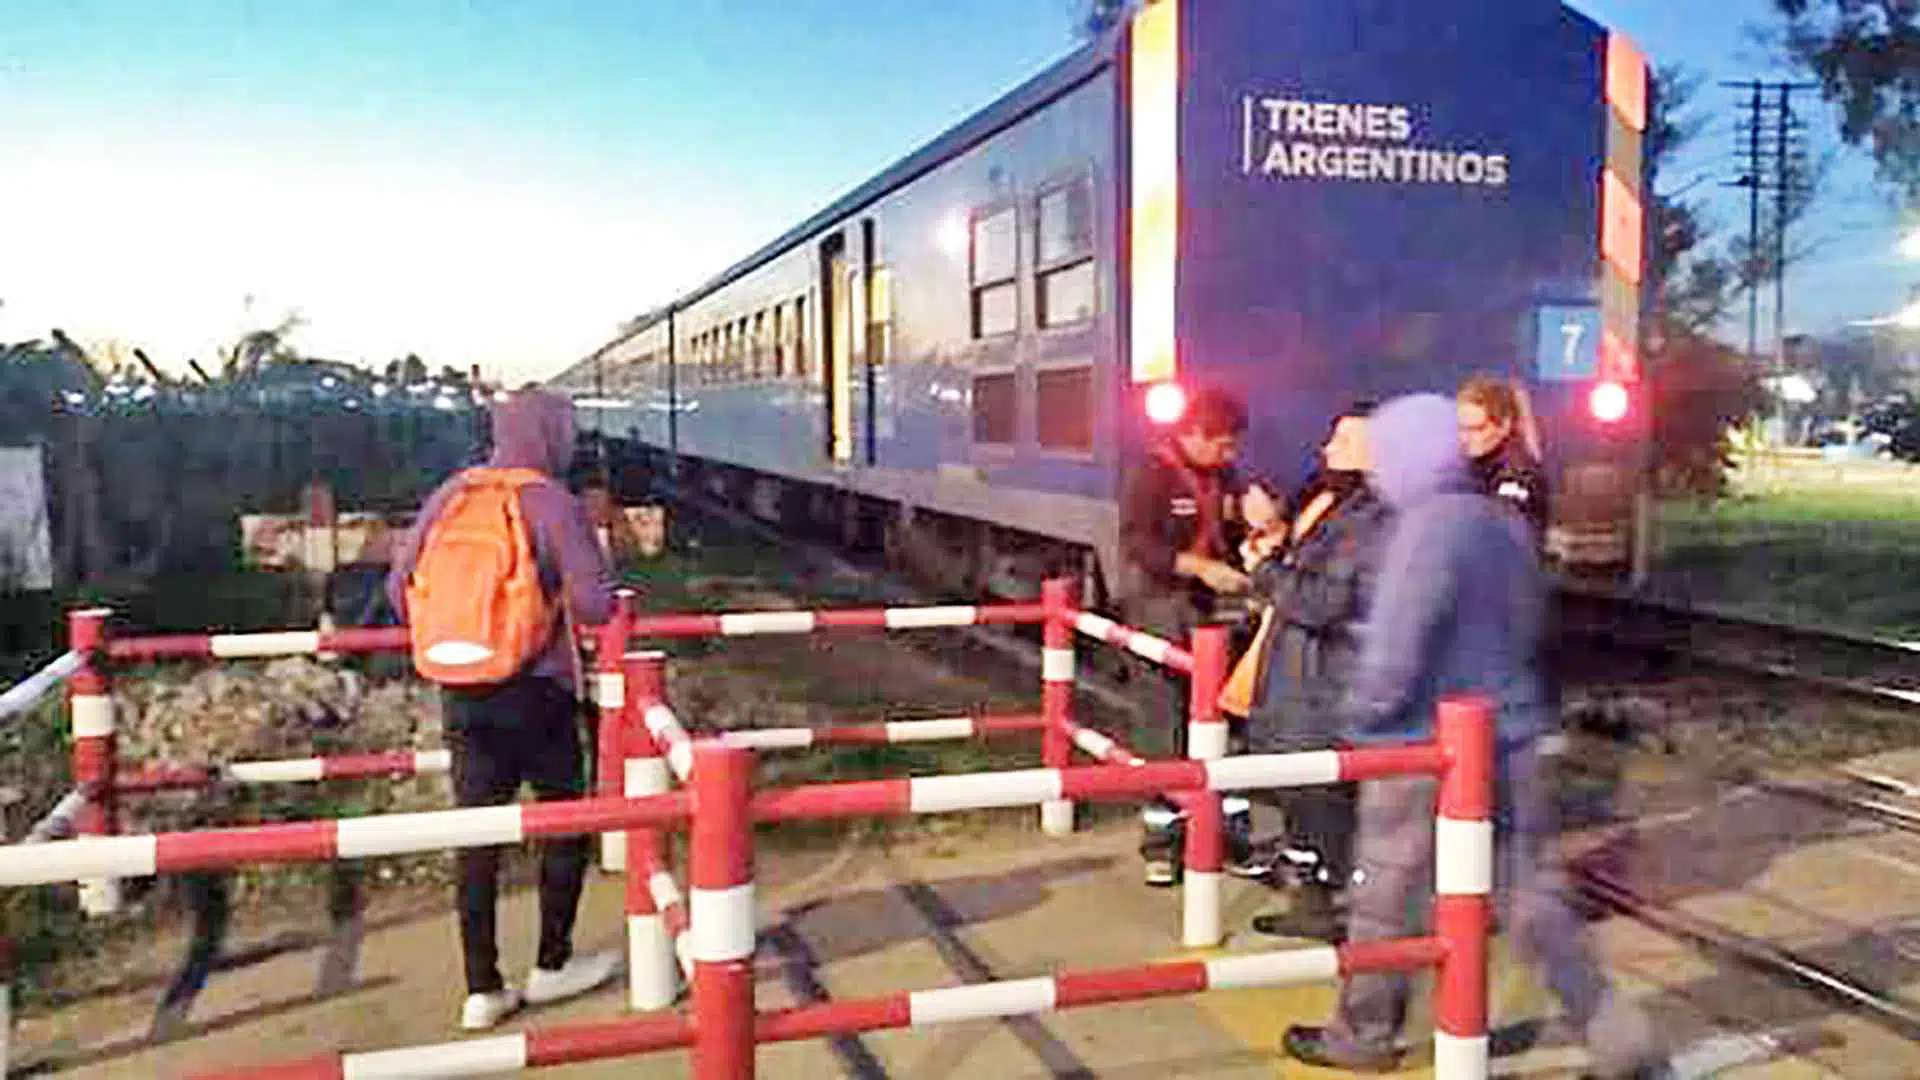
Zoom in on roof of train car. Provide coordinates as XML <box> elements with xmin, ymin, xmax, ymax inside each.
<box><xmin>608</xmin><ymin>32</ymin><xmax>1114</xmax><ymax>338</ymax></box>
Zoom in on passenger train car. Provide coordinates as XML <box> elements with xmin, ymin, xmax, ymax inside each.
<box><xmin>553</xmin><ymin>0</ymin><xmax>1651</xmax><ymax>602</ymax></box>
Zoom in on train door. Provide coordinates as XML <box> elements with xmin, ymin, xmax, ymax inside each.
<box><xmin>820</xmin><ymin>233</ymin><xmax>854</xmax><ymax>465</ymax></box>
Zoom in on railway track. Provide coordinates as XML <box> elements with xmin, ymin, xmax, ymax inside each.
<box><xmin>1559</xmin><ymin>588</ymin><xmax>1920</xmax><ymax>712</ymax></box>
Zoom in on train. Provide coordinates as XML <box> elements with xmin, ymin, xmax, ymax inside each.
<box><xmin>552</xmin><ymin>0</ymin><xmax>1651</xmax><ymax>605</ymax></box>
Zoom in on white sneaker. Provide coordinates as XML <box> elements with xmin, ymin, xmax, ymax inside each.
<box><xmin>460</xmin><ymin>988</ymin><xmax>524</xmax><ymax>1031</ymax></box>
<box><xmin>524</xmin><ymin>949</ymin><xmax>620</xmax><ymax>1005</ymax></box>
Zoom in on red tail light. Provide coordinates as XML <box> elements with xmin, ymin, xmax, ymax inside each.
<box><xmin>1589</xmin><ymin>381</ymin><xmax>1630</xmax><ymax>424</ymax></box>
<box><xmin>1144</xmin><ymin>382</ymin><xmax>1187</xmax><ymax>425</ymax></box>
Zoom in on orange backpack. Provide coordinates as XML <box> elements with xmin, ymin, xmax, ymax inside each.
<box><xmin>406</xmin><ymin>467</ymin><xmax>556</xmax><ymax>685</ymax></box>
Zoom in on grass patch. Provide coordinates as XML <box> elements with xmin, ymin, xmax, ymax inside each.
<box><xmin>1650</xmin><ymin>491</ymin><xmax>1920</xmax><ymax>638</ymax></box>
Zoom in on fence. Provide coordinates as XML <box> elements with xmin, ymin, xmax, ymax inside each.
<box><xmin>0</xmin><ymin>580</ymin><xmax>1497</xmax><ymax>1077</ymax></box>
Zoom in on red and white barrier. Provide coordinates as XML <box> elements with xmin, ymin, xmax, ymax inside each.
<box><xmin>689</xmin><ymin>743</ymin><xmax>756</xmax><ymax>1079</ymax></box>
<box><xmin>1068</xmin><ymin>612</ymin><xmax>1194</xmax><ymax>674</ymax></box>
<box><xmin>115</xmin><ymin>750</ymin><xmax>451</xmax><ymax>792</ymax></box>
<box><xmin>621</xmin><ymin>650</ymin><xmax>685</xmax><ymax>1009</ymax></box>
<box><xmin>626</xmin><ymin>601</ymin><xmax>1048</xmax><ymax>641</ymax></box>
<box><xmin>594</xmin><ymin>593</ymin><xmax>636</xmax><ymax>872</ymax></box>
<box><xmin>715</xmin><ymin>713</ymin><xmax>1044</xmax><ymax>751</ymax></box>
<box><xmin>106</xmin><ymin>626</ymin><xmax>411</xmax><ymax>663</ymax></box>
<box><xmin>0</xmin><ymin>792</ymin><xmax>689</xmax><ymax>887</ymax></box>
<box><xmin>189</xmin><ymin>1013</ymin><xmax>695</xmax><ymax>1080</ymax></box>
<box><xmin>1039</xmin><ymin>578</ymin><xmax>1077</xmax><ymax>836</ymax></box>
<box><xmin>642</xmin><ymin>702</ymin><xmax>694</xmax><ymax>782</ymax></box>
<box><xmin>1065</xmin><ymin>722</ymin><xmax>1146</xmax><ymax>767</ymax></box>
<box><xmin>0</xmin><ymin>650</ymin><xmax>81</xmax><ymax>724</ymax></box>
<box><xmin>67</xmin><ymin>609</ymin><xmax>119</xmax><ymax>916</ymax></box>
<box><xmin>1434</xmin><ymin>698</ymin><xmax>1494</xmax><ymax>1075</ymax></box>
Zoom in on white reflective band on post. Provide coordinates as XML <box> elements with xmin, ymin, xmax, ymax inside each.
<box><xmin>1435</xmin><ymin>818</ymin><xmax>1494</xmax><ymax>895</ymax></box>
<box><xmin>1071</xmin><ymin>727</ymin><xmax>1117</xmax><ymax>761</ymax></box>
<box><xmin>337</xmin><ymin>805</ymin><xmax>523</xmax><ymax>859</ymax></box>
<box><xmin>1041</xmin><ymin>648</ymin><xmax>1075</xmax><ymax>682</ymax></box>
<box><xmin>1072</xmin><ymin>612</ymin><xmax>1118</xmax><ymax>641</ymax></box>
<box><xmin>1187</xmin><ymin>722</ymin><xmax>1229</xmax><ymax>761</ymax></box>
<box><xmin>414</xmin><ymin>750</ymin><xmax>452</xmax><ymax>774</ymax></box>
<box><xmin>0</xmin><ymin>835</ymin><xmax>157</xmax><ymax>886</ymax></box>
<box><xmin>209</xmin><ymin>631</ymin><xmax>323</xmax><ymax>659</ymax></box>
<box><xmin>1183</xmin><ymin>869</ymin><xmax>1222</xmax><ymax>947</ymax></box>
<box><xmin>1205</xmin><ymin>750</ymin><xmax>1342</xmax><ymax>791</ymax></box>
<box><xmin>909</xmin><ymin>769</ymin><xmax>1062</xmax><ymax>814</ymax></box>
<box><xmin>1125</xmin><ymin>633</ymin><xmax>1175</xmax><ymax>664</ymax></box>
<box><xmin>1040</xmin><ymin>799</ymin><xmax>1074</xmax><ymax>836</ymax></box>
<box><xmin>341</xmin><ymin>1034</ymin><xmax>529</xmax><ymax>1079</ymax></box>
<box><xmin>689</xmin><ymin>883</ymin><xmax>756</xmax><ymax>962</ymax></box>
<box><xmin>718</xmin><ymin>611</ymin><xmax>816</xmax><ymax>636</ymax></box>
<box><xmin>1431</xmin><ymin>1031</ymin><xmax>1490</xmax><ymax>1079</ymax></box>
<box><xmin>69</xmin><ymin>695</ymin><xmax>114</xmax><ymax>738</ymax></box>
<box><xmin>1204</xmin><ymin>946</ymin><xmax>1341</xmax><ymax>990</ymax></box>
<box><xmin>594</xmin><ymin>672</ymin><xmax>625</xmax><ymax>710</ymax></box>
<box><xmin>883</xmin><ymin>605</ymin><xmax>978</xmax><ymax>629</ymax></box>
<box><xmin>225</xmin><ymin>758</ymin><xmax>326</xmax><ymax>784</ymax></box>
<box><xmin>627</xmin><ymin>913</ymin><xmax>676</xmax><ymax>1011</ymax></box>
<box><xmin>909</xmin><ymin>977</ymin><xmax>1057</xmax><ymax>1026</ymax></box>
<box><xmin>649</xmin><ymin>871</ymin><xmax>684</xmax><ymax>909</ymax></box>
<box><xmin>626</xmin><ymin>756</ymin><xmax>671</xmax><ymax>797</ymax></box>
<box><xmin>720</xmin><ymin>728</ymin><xmax>815</xmax><ymax>750</ymax></box>
<box><xmin>884</xmin><ymin>718</ymin><xmax>975</xmax><ymax>742</ymax></box>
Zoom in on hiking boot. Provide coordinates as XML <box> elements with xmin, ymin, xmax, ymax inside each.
<box><xmin>1280</xmin><ymin>1025</ymin><xmax>1402</xmax><ymax>1072</ymax></box>
<box><xmin>525</xmin><ymin>949</ymin><xmax>620</xmax><ymax>1005</ymax></box>
<box><xmin>460</xmin><ymin>987</ymin><xmax>524</xmax><ymax>1031</ymax></box>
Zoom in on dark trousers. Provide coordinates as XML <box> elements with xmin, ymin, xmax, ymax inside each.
<box><xmin>444</xmin><ymin>675</ymin><xmax>590</xmax><ymax>995</ymax></box>
<box><xmin>1326</xmin><ymin>746</ymin><xmax>1609</xmax><ymax>1055</ymax></box>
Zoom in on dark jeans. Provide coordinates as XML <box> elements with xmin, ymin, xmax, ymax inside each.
<box><xmin>444</xmin><ymin>675</ymin><xmax>590</xmax><ymax>995</ymax></box>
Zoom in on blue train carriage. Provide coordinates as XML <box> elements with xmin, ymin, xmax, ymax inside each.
<box><xmin>554</xmin><ymin>0</ymin><xmax>1650</xmax><ymax>600</ymax></box>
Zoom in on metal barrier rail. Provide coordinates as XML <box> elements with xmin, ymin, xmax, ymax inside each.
<box><xmin>115</xmin><ymin>750</ymin><xmax>451</xmax><ymax>792</ymax></box>
<box><xmin>0</xmin><ymin>651</ymin><xmax>82</xmax><ymax>723</ymax></box>
<box><xmin>145</xmin><ymin>699</ymin><xmax>1494</xmax><ymax>1079</ymax></box>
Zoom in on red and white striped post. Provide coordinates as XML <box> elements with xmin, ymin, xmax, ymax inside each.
<box><xmin>1039</xmin><ymin>577</ymin><xmax>1076</xmax><ymax>836</ymax></box>
<box><xmin>1182</xmin><ymin>624</ymin><xmax>1230</xmax><ymax>947</ymax></box>
<box><xmin>689</xmin><ymin>742</ymin><xmax>756</xmax><ymax>1079</ymax></box>
<box><xmin>1432</xmin><ymin>695</ymin><xmax>1494</xmax><ymax>1079</ymax></box>
<box><xmin>67</xmin><ymin>608</ymin><xmax>119</xmax><ymax>917</ymax></box>
<box><xmin>624</xmin><ymin>650</ymin><xmax>678</xmax><ymax>1010</ymax></box>
<box><xmin>596</xmin><ymin>590</ymin><xmax>636</xmax><ymax>872</ymax></box>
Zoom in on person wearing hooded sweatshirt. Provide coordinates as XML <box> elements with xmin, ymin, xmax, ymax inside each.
<box><xmin>1281</xmin><ymin>394</ymin><xmax>1661</xmax><ymax>1078</ymax></box>
<box><xmin>387</xmin><ymin>389</ymin><xmax>621</xmax><ymax>1031</ymax></box>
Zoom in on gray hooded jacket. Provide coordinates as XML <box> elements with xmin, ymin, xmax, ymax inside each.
<box><xmin>1340</xmin><ymin>393</ymin><xmax>1548</xmax><ymax>748</ymax></box>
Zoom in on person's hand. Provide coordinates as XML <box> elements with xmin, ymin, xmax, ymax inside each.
<box><xmin>1242</xmin><ymin>484</ymin><xmax>1282</xmax><ymax>532</ymax></box>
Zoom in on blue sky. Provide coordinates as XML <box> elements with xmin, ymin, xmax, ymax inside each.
<box><xmin>0</xmin><ymin>1</ymin><xmax>1908</xmax><ymax>383</ymax></box>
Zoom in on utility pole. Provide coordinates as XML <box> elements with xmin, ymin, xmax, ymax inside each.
<box><xmin>1724</xmin><ymin>79</ymin><xmax>1817</xmax><ymax>443</ymax></box>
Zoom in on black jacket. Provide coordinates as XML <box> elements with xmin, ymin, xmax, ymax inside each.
<box><xmin>1119</xmin><ymin>445</ymin><xmax>1243</xmax><ymax>614</ymax></box>
<box><xmin>1471</xmin><ymin>439</ymin><xmax>1549</xmax><ymax>539</ymax></box>
<box><xmin>1247</xmin><ymin>483</ymin><xmax>1391</xmax><ymax>745</ymax></box>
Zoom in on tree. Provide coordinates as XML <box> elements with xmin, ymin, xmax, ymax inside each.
<box><xmin>1769</xmin><ymin>0</ymin><xmax>1920</xmax><ymax>202</ymax></box>
<box><xmin>1645</xmin><ymin>66</ymin><xmax>1767</xmax><ymax>493</ymax></box>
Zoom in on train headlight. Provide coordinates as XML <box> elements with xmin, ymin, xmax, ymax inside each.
<box><xmin>1589</xmin><ymin>380</ymin><xmax>1630</xmax><ymax>424</ymax></box>
<box><xmin>1144</xmin><ymin>382</ymin><xmax>1187</xmax><ymax>425</ymax></box>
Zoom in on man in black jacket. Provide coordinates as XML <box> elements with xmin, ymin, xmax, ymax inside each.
<box><xmin>1119</xmin><ymin>387</ymin><xmax>1259</xmax><ymax>885</ymax></box>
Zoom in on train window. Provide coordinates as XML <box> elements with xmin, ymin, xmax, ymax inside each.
<box><xmin>752</xmin><ymin>312</ymin><xmax>767</xmax><ymax>379</ymax></box>
<box><xmin>1036</xmin><ymin>367</ymin><xmax>1093</xmax><ymax>451</ymax></box>
<box><xmin>1036</xmin><ymin>179</ymin><xmax>1096</xmax><ymax>329</ymax></box>
<box><xmin>971</xmin><ymin>372</ymin><xmax>1017</xmax><ymax>445</ymax></box>
<box><xmin>1038</xmin><ymin>261</ymin><xmax>1096</xmax><ymax>329</ymax></box>
<box><xmin>868</xmin><ymin>266</ymin><xmax>893</xmax><ymax>367</ymax></box>
<box><xmin>1037</xmin><ymin>181</ymin><xmax>1093</xmax><ymax>266</ymax></box>
<box><xmin>971</xmin><ymin>206</ymin><xmax>1018</xmax><ymax>339</ymax></box>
